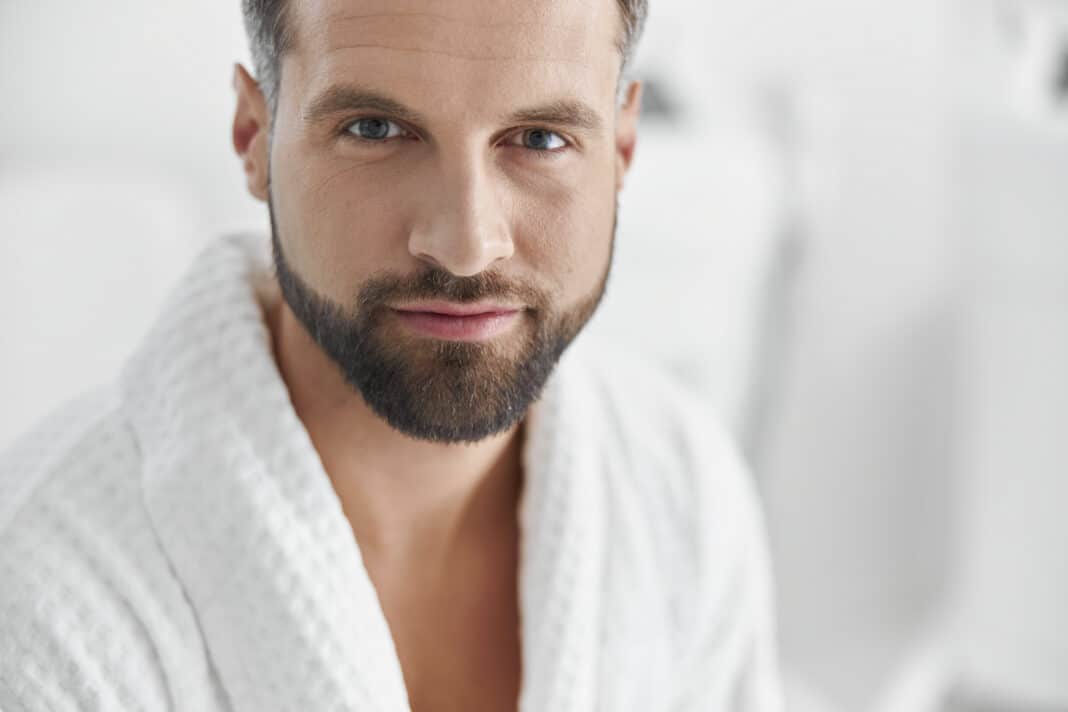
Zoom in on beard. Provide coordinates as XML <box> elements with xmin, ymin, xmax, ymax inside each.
<box><xmin>268</xmin><ymin>193</ymin><xmax>616</xmax><ymax>444</ymax></box>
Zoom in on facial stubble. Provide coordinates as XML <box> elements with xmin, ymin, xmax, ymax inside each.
<box><xmin>268</xmin><ymin>189</ymin><xmax>617</xmax><ymax>444</ymax></box>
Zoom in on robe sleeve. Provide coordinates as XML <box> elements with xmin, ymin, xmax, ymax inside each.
<box><xmin>0</xmin><ymin>554</ymin><xmax>175</xmax><ymax>712</ymax></box>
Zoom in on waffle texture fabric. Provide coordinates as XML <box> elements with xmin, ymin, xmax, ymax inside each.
<box><xmin>0</xmin><ymin>233</ymin><xmax>784</xmax><ymax>711</ymax></box>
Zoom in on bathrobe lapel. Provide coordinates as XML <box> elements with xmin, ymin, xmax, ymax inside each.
<box><xmin>516</xmin><ymin>329</ymin><xmax>606</xmax><ymax>712</ymax></box>
<box><xmin>120</xmin><ymin>233</ymin><xmax>606</xmax><ymax>712</ymax></box>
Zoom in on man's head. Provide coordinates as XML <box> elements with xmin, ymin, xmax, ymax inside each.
<box><xmin>232</xmin><ymin>0</ymin><xmax>645</xmax><ymax>444</ymax></box>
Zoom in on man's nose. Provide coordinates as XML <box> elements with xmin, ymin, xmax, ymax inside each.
<box><xmin>408</xmin><ymin>159</ymin><xmax>515</xmax><ymax>277</ymax></box>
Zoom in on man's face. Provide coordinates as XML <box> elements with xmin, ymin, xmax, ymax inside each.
<box><xmin>247</xmin><ymin>0</ymin><xmax>640</xmax><ymax>443</ymax></box>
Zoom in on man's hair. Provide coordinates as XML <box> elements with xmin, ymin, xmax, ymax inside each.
<box><xmin>242</xmin><ymin>0</ymin><xmax>649</xmax><ymax>117</ymax></box>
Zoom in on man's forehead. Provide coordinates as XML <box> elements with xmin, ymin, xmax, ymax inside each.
<box><xmin>280</xmin><ymin>0</ymin><xmax>624</xmax><ymax>130</ymax></box>
<box><xmin>292</xmin><ymin>0</ymin><xmax>621</xmax><ymax>67</ymax></box>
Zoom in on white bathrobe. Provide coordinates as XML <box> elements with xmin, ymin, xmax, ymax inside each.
<box><xmin>0</xmin><ymin>233</ymin><xmax>783</xmax><ymax>711</ymax></box>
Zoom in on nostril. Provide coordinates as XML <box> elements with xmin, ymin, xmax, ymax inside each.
<box><xmin>408</xmin><ymin>230</ymin><xmax>514</xmax><ymax>278</ymax></box>
<box><xmin>413</xmin><ymin>251</ymin><xmax>446</xmax><ymax>272</ymax></box>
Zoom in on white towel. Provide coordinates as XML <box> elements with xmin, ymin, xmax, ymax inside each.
<box><xmin>0</xmin><ymin>232</ymin><xmax>783</xmax><ymax>711</ymax></box>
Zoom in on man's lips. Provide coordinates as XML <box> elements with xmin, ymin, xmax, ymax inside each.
<box><xmin>390</xmin><ymin>301</ymin><xmax>523</xmax><ymax>341</ymax></box>
<box><xmin>392</xmin><ymin>300</ymin><xmax>524</xmax><ymax>317</ymax></box>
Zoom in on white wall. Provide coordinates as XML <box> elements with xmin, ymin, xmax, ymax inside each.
<box><xmin>0</xmin><ymin>0</ymin><xmax>264</xmax><ymax>236</ymax></box>
<box><xmin>733</xmin><ymin>1</ymin><xmax>959</xmax><ymax>709</ymax></box>
<box><xmin>948</xmin><ymin>1</ymin><xmax>1068</xmax><ymax>704</ymax></box>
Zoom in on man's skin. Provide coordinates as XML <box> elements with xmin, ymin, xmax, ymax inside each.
<box><xmin>231</xmin><ymin>0</ymin><xmax>643</xmax><ymax>708</ymax></box>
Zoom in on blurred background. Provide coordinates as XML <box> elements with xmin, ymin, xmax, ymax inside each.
<box><xmin>1</xmin><ymin>0</ymin><xmax>1066</xmax><ymax>710</ymax></box>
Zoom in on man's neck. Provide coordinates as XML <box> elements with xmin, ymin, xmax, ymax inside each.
<box><xmin>264</xmin><ymin>289</ymin><xmax>525</xmax><ymax>571</ymax></box>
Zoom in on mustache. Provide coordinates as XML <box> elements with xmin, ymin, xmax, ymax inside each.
<box><xmin>357</xmin><ymin>266</ymin><xmax>548</xmax><ymax>311</ymax></box>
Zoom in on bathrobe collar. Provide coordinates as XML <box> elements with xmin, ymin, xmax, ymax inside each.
<box><xmin>120</xmin><ymin>233</ymin><xmax>606</xmax><ymax>711</ymax></box>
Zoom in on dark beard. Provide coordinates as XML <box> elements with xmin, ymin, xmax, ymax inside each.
<box><xmin>267</xmin><ymin>195</ymin><xmax>615</xmax><ymax>444</ymax></box>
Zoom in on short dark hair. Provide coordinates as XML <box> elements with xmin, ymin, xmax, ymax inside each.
<box><xmin>242</xmin><ymin>0</ymin><xmax>649</xmax><ymax>117</ymax></box>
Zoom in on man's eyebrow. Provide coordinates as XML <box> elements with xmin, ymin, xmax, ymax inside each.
<box><xmin>303</xmin><ymin>84</ymin><xmax>605</xmax><ymax>133</ymax></box>
<box><xmin>303</xmin><ymin>85</ymin><xmax>429</xmax><ymax>127</ymax></box>
<box><xmin>507</xmin><ymin>99</ymin><xmax>604</xmax><ymax>133</ymax></box>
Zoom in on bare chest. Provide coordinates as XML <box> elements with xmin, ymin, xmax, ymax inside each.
<box><xmin>370</xmin><ymin>545</ymin><xmax>522</xmax><ymax>712</ymax></box>
<box><xmin>394</xmin><ymin>588</ymin><xmax>521</xmax><ymax>712</ymax></box>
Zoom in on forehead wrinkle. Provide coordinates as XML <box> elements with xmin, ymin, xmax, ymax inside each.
<box><xmin>318</xmin><ymin>0</ymin><xmax>606</xmax><ymax>30</ymax></box>
<box><xmin>315</xmin><ymin>7</ymin><xmax>610</xmax><ymax>66</ymax></box>
<box><xmin>326</xmin><ymin>42</ymin><xmax>592</xmax><ymax>65</ymax></box>
<box><xmin>329</xmin><ymin>10</ymin><xmax>580</xmax><ymax>33</ymax></box>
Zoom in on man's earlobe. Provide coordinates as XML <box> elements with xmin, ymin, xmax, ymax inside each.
<box><xmin>231</xmin><ymin>63</ymin><xmax>270</xmax><ymax>203</ymax></box>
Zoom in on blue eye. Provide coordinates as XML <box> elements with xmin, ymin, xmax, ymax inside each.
<box><xmin>345</xmin><ymin>117</ymin><xmax>406</xmax><ymax>142</ymax></box>
<box><xmin>519</xmin><ymin>128</ymin><xmax>568</xmax><ymax>152</ymax></box>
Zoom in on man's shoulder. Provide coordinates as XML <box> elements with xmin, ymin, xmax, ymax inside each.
<box><xmin>576</xmin><ymin>344</ymin><xmax>760</xmax><ymax>516</ymax></box>
<box><xmin>567</xmin><ymin>343</ymin><xmax>770</xmax><ymax>582</ymax></box>
<box><xmin>0</xmin><ymin>384</ymin><xmax>136</xmax><ymax>537</ymax></box>
<box><xmin>0</xmin><ymin>387</ymin><xmax>199</xmax><ymax>710</ymax></box>
<box><xmin>569</xmin><ymin>346</ymin><xmax>781</xmax><ymax>705</ymax></box>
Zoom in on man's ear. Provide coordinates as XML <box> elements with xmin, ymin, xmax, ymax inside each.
<box><xmin>614</xmin><ymin>80</ymin><xmax>643</xmax><ymax>193</ymax></box>
<box><xmin>232</xmin><ymin>63</ymin><xmax>271</xmax><ymax>203</ymax></box>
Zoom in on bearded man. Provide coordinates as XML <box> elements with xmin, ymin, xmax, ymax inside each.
<box><xmin>0</xmin><ymin>1</ymin><xmax>783</xmax><ymax>709</ymax></box>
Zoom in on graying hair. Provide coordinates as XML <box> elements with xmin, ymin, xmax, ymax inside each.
<box><xmin>242</xmin><ymin>0</ymin><xmax>648</xmax><ymax>117</ymax></box>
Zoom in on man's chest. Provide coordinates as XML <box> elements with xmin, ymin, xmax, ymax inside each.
<box><xmin>391</xmin><ymin>587</ymin><xmax>521</xmax><ymax>712</ymax></box>
<box><xmin>366</xmin><ymin>528</ymin><xmax>523</xmax><ymax>712</ymax></box>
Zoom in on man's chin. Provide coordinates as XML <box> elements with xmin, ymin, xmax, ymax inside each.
<box><xmin>339</xmin><ymin>337</ymin><xmax>540</xmax><ymax>444</ymax></box>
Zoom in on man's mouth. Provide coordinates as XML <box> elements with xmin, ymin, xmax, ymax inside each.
<box><xmin>390</xmin><ymin>301</ymin><xmax>523</xmax><ymax>341</ymax></box>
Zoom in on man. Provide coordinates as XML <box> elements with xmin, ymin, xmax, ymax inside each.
<box><xmin>0</xmin><ymin>0</ymin><xmax>783</xmax><ymax>709</ymax></box>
